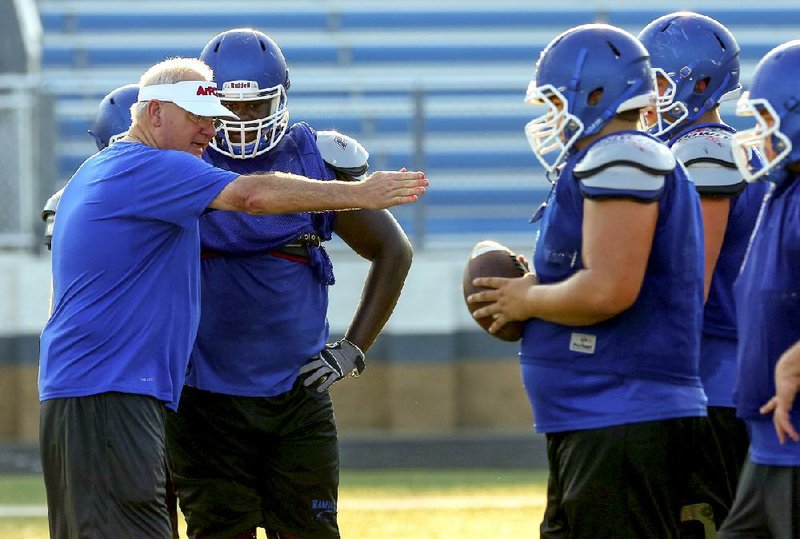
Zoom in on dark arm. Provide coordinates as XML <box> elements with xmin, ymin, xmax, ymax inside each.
<box><xmin>334</xmin><ymin>208</ymin><xmax>413</xmax><ymax>352</ymax></box>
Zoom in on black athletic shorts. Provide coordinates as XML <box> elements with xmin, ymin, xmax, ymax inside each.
<box><xmin>540</xmin><ymin>417</ymin><xmax>704</xmax><ymax>539</ymax></box>
<box><xmin>166</xmin><ymin>381</ymin><xmax>339</xmax><ymax>539</ymax></box>
<box><xmin>40</xmin><ymin>392</ymin><xmax>173</xmax><ymax>539</ymax></box>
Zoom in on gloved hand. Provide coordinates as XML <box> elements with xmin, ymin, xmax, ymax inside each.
<box><xmin>299</xmin><ymin>338</ymin><xmax>366</xmax><ymax>393</ymax></box>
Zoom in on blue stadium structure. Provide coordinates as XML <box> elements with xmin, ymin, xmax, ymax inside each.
<box><xmin>37</xmin><ymin>0</ymin><xmax>797</xmax><ymax>248</ymax></box>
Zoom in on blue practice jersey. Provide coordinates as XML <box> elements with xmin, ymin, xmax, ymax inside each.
<box><xmin>521</xmin><ymin>131</ymin><xmax>707</xmax><ymax>433</ymax></box>
<box><xmin>734</xmin><ymin>177</ymin><xmax>800</xmax><ymax>466</ymax></box>
<box><xmin>186</xmin><ymin>122</ymin><xmax>338</xmax><ymax>397</ymax></box>
<box><xmin>39</xmin><ymin>142</ymin><xmax>238</xmax><ymax>410</ymax></box>
<box><xmin>669</xmin><ymin>123</ymin><xmax>769</xmax><ymax>407</ymax></box>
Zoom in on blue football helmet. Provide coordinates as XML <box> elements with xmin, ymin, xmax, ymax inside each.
<box><xmin>733</xmin><ymin>40</ymin><xmax>800</xmax><ymax>185</ymax></box>
<box><xmin>638</xmin><ymin>12</ymin><xmax>741</xmax><ymax>138</ymax></box>
<box><xmin>525</xmin><ymin>24</ymin><xmax>657</xmax><ymax>172</ymax></box>
<box><xmin>200</xmin><ymin>28</ymin><xmax>290</xmax><ymax>159</ymax></box>
<box><xmin>87</xmin><ymin>84</ymin><xmax>138</xmax><ymax>151</ymax></box>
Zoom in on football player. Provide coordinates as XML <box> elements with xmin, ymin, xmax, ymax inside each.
<box><xmin>468</xmin><ymin>24</ymin><xmax>706</xmax><ymax>538</ymax></box>
<box><xmin>639</xmin><ymin>12</ymin><xmax>770</xmax><ymax>535</ymax></box>
<box><xmin>719</xmin><ymin>40</ymin><xmax>800</xmax><ymax>539</ymax></box>
<box><xmin>165</xmin><ymin>28</ymin><xmax>413</xmax><ymax>539</ymax></box>
<box><xmin>42</xmin><ymin>83</ymin><xmax>139</xmax><ymax>250</ymax></box>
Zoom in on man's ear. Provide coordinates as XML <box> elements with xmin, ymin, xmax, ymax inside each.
<box><xmin>148</xmin><ymin>100</ymin><xmax>163</xmax><ymax>127</ymax></box>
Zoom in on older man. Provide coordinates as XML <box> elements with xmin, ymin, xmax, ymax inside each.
<box><xmin>38</xmin><ymin>56</ymin><xmax>427</xmax><ymax>538</ymax></box>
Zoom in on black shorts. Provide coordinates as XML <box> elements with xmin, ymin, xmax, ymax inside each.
<box><xmin>40</xmin><ymin>392</ymin><xmax>173</xmax><ymax>539</ymax></box>
<box><xmin>540</xmin><ymin>417</ymin><xmax>703</xmax><ymax>539</ymax></box>
<box><xmin>682</xmin><ymin>406</ymin><xmax>749</xmax><ymax>530</ymax></box>
<box><xmin>166</xmin><ymin>382</ymin><xmax>339</xmax><ymax>539</ymax></box>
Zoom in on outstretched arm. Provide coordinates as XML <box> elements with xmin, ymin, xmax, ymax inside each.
<box><xmin>209</xmin><ymin>170</ymin><xmax>428</xmax><ymax>214</ymax></box>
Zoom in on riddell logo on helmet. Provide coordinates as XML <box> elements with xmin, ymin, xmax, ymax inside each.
<box><xmin>196</xmin><ymin>86</ymin><xmax>218</xmax><ymax>96</ymax></box>
<box><xmin>225</xmin><ymin>81</ymin><xmax>258</xmax><ymax>89</ymax></box>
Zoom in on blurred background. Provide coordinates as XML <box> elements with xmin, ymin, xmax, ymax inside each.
<box><xmin>0</xmin><ymin>0</ymin><xmax>798</xmax><ymax>475</ymax></box>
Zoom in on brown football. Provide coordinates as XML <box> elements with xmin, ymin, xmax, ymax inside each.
<box><xmin>462</xmin><ymin>240</ymin><xmax>526</xmax><ymax>342</ymax></box>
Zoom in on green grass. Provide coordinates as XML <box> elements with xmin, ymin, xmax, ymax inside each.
<box><xmin>0</xmin><ymin>470</ymin><xmax>548</xmax><ymax>539</ymax></box>
<box><xmin>0</xmin><ymin>476</ymin><xmax>46</xmax><ymax>505</ymax></box>
<box><xmin>341</xmin><ymin>469</ymin><xmax>549</xmax><ymax>493</ymax></box>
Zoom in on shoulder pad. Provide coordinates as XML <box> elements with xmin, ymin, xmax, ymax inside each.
<box><xmin>42</xmin><ymin>188</ymin><xmax>64</xmax><ymax>220</ymax></box>
<box><xmin>671</xmin><ymin>128</ymin><xmax>744</xmax><ymax>195</ymax></box>
<box><xmin>42</xmin><ymin>188</ymin><xmax>64</xmax><ymax>251</ymax></box>
<box><xmin>574</xmin><ymin>133</ymin><xmax>676</xmax><ymax>178</ymax></box>
<box><xmin>573</xmin><ymin>134</ymin><xmax>674</xmax><ymax>197</ymax></box>
<box><xmin>316</xmin><ymin>131</ymin><xmax>369</xmax><ymax>180</ymax></box>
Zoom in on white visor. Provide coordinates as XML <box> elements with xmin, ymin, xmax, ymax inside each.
<box><xmin>138</xmin><ymin>81</ymin><xmax>239</xmax><ymax>120</ymax></box>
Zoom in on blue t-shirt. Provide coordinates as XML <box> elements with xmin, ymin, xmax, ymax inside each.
<box><xmin>39</xmin><ymin>142</ymin><xmax>238</xmax><ymax>410</ymax></box>
<box><xmin>734</xmin><ymin>176</ymin><xmax>800</xmax><ymax>465</ymax></box>
<box><xmin>186</xmin><ymin>122</ymin><xmax>338</xmax><ymax>397</ymax></box>
<box><xmin>747</xmin><ymin>418</ymin><xmax>800</xmax><ymax>467</ymax></box>
<box><xmin>521</xmin><ymin>131</ymin><xmax>707</xmax><ymax>433</ymax></box>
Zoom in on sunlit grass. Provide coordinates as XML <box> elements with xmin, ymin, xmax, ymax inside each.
<box><xmin>0</xmin><ymin>470</ymin><xmax>547</xmax><ymax>539</ymax></box>
<box><xmin>0</xmin><ymin>476</ymin><xmax>46</xmax><ymax>505</ymax></box>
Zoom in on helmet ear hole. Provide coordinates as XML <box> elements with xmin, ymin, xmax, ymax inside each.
<box><xmin>694</xmin><ymin>77</ymin><xmax>711</xmax><ymax>94</ymax></box>
<box><xmin>587</xmin><ymin>88</ymin><xmax>604</xmax><ymax>106</ymax></box>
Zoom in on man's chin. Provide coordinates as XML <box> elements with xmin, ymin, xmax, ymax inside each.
<box><xmin>189</xmin><ymin>143</ymin><xmax>207</xmax><ymax>157</ymax></box>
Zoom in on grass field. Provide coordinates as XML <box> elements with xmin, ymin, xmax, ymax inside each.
<box><xmin>0</xmin><ymin>469</ymin><xmax>548</xmax><ymax>538</ymax></box>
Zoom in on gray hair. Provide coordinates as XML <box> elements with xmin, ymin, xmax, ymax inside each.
<box><xmin>131</xmin><ymin>57</ymin><xmax>215</xmax><ymax>124</ymax></box>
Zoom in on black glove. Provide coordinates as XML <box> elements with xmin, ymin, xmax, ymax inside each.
<box><xmin>298</xmin><ymin>338</ymin><xmax>366</xmax><ymax>393</ymax></box>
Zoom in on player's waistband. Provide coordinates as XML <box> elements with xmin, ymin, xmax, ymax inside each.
<box><xmin>201</xmin><ymin>233</ymin><xmax>322</xmax><ymax>264</ymax></box>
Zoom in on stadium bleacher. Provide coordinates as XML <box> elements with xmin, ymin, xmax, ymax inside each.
<box><xmin>36</xmin><ymin>0</ymin><xmax>798</xmax><ymax>248</ymax></box>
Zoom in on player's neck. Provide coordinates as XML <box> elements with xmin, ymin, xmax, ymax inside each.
<box><xmin>669</xmin><ymin>108</ymin><xmax>725</xmax><ymax>140</ymax></box>
<box><xmin>575</xmin><ymin>117</ymin><xmax>639</xmax><ymax>150</ymax></box>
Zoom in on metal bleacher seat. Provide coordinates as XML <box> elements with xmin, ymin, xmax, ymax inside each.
<box><xmin>36</xmin><ymin>0</ymin><xmax>797</xmax><ymax>248</ymax></box>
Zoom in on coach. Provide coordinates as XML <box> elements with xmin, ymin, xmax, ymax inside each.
<box><xmin>37</xmin><ymin>56</ymin><xmax>427</xmax><ymax>538</ymax></box>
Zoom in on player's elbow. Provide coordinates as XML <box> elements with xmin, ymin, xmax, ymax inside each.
<box><xmin>390</xmin><ymin>233</ymin><xmax>414</xmax><ymax>274</ymax></box>
<box><xmin>392</xmin><ymin>233</ymin><xmax>415</xmax><ymax>283</ymax></box>
<box><xmin>585</xmin><ymin>279</ymin><xmax>641</xmax><ymax>322</ymax></box>
<box><xmin>365</xmin><ymin>220</ymin><xmax>413</xmax><ymax>272</ymax></box>
<box><xmin>369</xmin><ymin>233</ymin><xmax>413</xmax><ymax>282</ymax></box>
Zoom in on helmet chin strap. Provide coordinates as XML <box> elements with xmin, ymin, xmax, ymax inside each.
<box><xmin>691</xmin><ymin>72</ymin><xmax>734</xmax><ymax>124</ymax></box>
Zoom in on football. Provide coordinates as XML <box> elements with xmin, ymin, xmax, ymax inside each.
<box><xmin>462</xmin><ymin>240</ymin><xmax>526</xmax><ymax>342</ymax></box>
